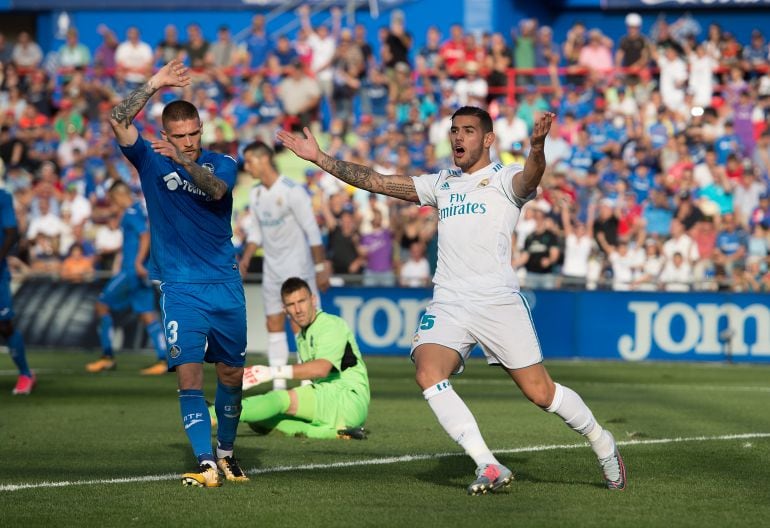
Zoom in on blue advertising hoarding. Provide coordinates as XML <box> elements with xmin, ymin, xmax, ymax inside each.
<box><xmin>11</xmin><ymin>0</ymin><xmax>408</xmax><ymax>8</ymax></box>
<box><xmin>601</xmin><ymin>0</ymin><xmax>770</xmax><ymax>8</ymax></box>
<box><xmin>320</xmin><ymin>287</ymin><xmax>770</xmax><ymax>363</ymax></box>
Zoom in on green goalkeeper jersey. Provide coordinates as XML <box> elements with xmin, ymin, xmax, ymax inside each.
<box><xmin>295</xmin><ymin>311</ymin><xmax>370</xmax><ymax>402</ymax></box>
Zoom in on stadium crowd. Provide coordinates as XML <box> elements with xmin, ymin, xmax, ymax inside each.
<box><xmin>1</xmin><ymin>8</ymin><xmax>770</xmax><ymax>292</ymax></box>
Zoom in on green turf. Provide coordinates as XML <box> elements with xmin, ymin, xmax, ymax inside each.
<box><xmin>1</xmin><ymin>351</ymin><xmax>769</xmax><ymax>527</ymax></box>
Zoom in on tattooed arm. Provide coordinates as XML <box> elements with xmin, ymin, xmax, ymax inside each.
<box><xmin>177</xmin><ymin>151</ymin><xmax>228</xmax><ymax>200</ymax></box>
<box><xmin>276</xmin><ymin>127</ymin><xmax>419</xmax><ymax>203</ymax></box>
<box><xmin>109</xmin><ymin>60</ymin><xmax>190</xmax><ymax>146</ymax></box>
<box><xmin>513</xmin><ymin>112</ymin><xmax>554</xmax><ymax>199</ymax></box>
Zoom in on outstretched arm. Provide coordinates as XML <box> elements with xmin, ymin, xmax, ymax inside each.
<box><xmin>277</xmin><ymin>127</ymin><xmax>420</xmax><ymax>203</ymax></box>
<box><xmin>109</xmin><ymin>59</ymin><xmax>191</xmax><ymax>147</ymax></box>
<box><xmin>512</xmin><ymin>112</ymin><xmax>555</xmax><ymax>199</ymax></box>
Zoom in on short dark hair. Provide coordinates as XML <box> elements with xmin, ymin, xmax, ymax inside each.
<box><xmin>281</xmin><ymin>277</ymin><xmax>311</xmax><ymax>299</ymax></box>
<box><xmin>451</xmin><ymin>106</ymin><xmax>493</xmax><ymax>134</ymax></box>
<box><xmin>108</xmin><ymin>180</ymin><xmax>130</xmax><ymax>194</ymax></box>
<box><xmin>162</xmin><ymin>100</ymin><xmax>200</xmax><ymax>129</ymax></box>
<box><xmin>243</xmin><ymin>140</ymin><xmax>277</xmax><ymax>169</ymax></box>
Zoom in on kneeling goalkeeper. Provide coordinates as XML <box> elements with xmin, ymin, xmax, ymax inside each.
<box><xmin>216</xmin><ymin>277</ymin><xmax>370</xmax><ymax>439</ymax></box>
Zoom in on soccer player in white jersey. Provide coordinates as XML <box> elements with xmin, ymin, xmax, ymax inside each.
<box><xmin>277</xmin><ymin>106</ymin><xmax>626</xmax><ymax>495</ymax></box>
<box><xmin>239</xmin><ymin>141</ymin><xmax>330</xmax><ymax>390</ymax></box>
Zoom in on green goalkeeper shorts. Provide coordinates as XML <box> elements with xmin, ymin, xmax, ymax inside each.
<box><xmin>294</xmin><ymin>382</ymin><xmax>368</xmax><ymax>430</ymax></box>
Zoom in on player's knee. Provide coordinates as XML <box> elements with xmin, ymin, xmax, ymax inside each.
<box><xmin>524</xmin><ymin>384</ymin><xmax>555</xmax><ymax>409</ymax></box>
<box><xmin>414</xmin><ymin>367</ymin><xmax>446</xmax><ymax>390</ymax></box>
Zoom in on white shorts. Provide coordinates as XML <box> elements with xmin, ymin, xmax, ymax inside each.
<box><xmin>262</xmin><ymin>276</ymin><xmax>322</xmax><ymax>316</ymax></box>
<box><xmin>410</xmin><ymin>293</ymin><xmax>543</xmax><ymax>374</ymax></box>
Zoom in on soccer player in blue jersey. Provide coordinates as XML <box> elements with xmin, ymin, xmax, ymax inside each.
<box><xmin>0</xmin><ymin>187</ymin><xmax>34</xmax><ymax>395</ymax></box>
<box><xmin>109</xmin><ymin>60</ymin><xmax>248</xmax><ymax>487</ymax></box>
<box><xmin>86</xmin><ymin>180</ymin><xmax>167</xmax><ymax>375</ymax></box>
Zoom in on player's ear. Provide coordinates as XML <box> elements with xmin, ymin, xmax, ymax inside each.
<box><xmin>484</xmin><ymin>131</ymin><xmax>496</xmax><ymax>148</ymax></box>
<box><xmin>160</xmin><ymin>129</ymin><xmax>168</xmax><ymax>140</ymax></box>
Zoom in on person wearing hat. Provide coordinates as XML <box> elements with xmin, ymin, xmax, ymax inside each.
<box><xmin>616</xmin><ymin>13</ymin><xmax>649</xmax><ymax>85</ymax></box>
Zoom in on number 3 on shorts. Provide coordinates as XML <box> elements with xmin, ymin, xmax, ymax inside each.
<box><xmin>166</xmin><ymin>320</ymin><xmax>179</xmax><ymax>344</ymax></box>
<box><xmin>419</xmin><ymin>314</ymin><xmax>435</xmax><ymax>330</ymax></box>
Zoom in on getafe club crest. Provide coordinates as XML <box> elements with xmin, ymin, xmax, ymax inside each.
<box><xmin>202</xmin><ymin>162</ymin><xmax>215</xmax><ymax>174</ymax></box>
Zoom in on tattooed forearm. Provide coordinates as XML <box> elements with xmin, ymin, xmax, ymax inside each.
<box><xmin>517</xmin><ymin>145</ymin><xmax>546</xmax><ymax>196</ymax></box>
<box><xmin>317</xmin><ymin>153</ymin><xmax>419</xmax><ymax>203</ymax></box>
<box><xmin>179</xmin><ymin>156</ymin><xmax>228</xmax><ymax>200</ymax></box>
<box><xmin>110</xmin><ymin>82</ymin><xmax>157</xmax><ymax>129</ymax></box>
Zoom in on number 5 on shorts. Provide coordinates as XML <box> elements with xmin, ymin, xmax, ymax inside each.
<box><xmin>419</xmin><ymin>314</ymin><xmax>435</xmax><ymax>330</ymax></box>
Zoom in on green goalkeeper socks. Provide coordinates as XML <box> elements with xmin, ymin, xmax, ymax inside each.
<box><xmin>240</xmin><ymin>390</ymin><xmax>291</xmax><ymax>423</ymax></box>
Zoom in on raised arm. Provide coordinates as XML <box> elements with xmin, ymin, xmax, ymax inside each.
<box><xmin>512</xmin><ymin>112</ymin><xmax>554</xmax><ymax>199</ymax></box>
<box><xmin>109</xmin><ymin>59</ymin><xmax>191</xmax><ymax>146</ymax></box>
<box><xmin>277</xmin><ymin>127</ymin><xmax>420</xmax><ymax>203</ymax></box>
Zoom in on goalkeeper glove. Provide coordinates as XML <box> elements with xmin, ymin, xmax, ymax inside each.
<box><xmin>242</xmin><ymin>364</ymin><xmax>294</xmax><ymax>390</ymax></box>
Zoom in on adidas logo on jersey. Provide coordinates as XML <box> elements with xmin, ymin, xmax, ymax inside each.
<box><xmin>439</xmin><ymin>182</ymin><xmax>450</xmax><ymax>191</ymax></box>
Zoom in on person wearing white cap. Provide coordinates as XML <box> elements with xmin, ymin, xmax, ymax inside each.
<box><xmin>616</xmin><ymin>12</ymin><xmax>649</xmax><ymax>84</ymax></box>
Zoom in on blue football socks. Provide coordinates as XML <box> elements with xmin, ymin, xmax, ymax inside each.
<box><xmin>145</xmin><ymin>320</ymin><xmax>166</xmax><ymax>361</ymax></box>
<box><xmin>99</xmin><ymin>314</ymin><xmax>114</xmax><ymax>357</ymax></box>
<box><xmin>215</xmin><ymin>381</ymin><xmax>242</xmax><ymax>454</ymax></box>
<box><xmin>179</xmin><ymin>389</ymin><xmax>213</xmax><ymax>463</ymax></box>
<box><xmin>7</xmin><ymin>330</ymin><xmax>30</xmax><ymax>377</ymax></box>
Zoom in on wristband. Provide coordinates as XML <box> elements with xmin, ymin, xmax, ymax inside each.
<box><xmin>314</xmin><ymin>262</ymin><xmax>326</xmax><ymax>273</ymax></box>
<box><xmin>271</xmin><ymin>365</ymin><xmax>294</xmax><ymax>379</ymax></box>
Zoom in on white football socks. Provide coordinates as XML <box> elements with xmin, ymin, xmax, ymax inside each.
<box><xmin>267</xmin><ymin>332</ymin><xmax>289</xmax><ymax>390</ymax></box>
<box><xmin>546</xmin><ymin>383</ymin><xmax>614</xmax><ymax>459</ymax></box>
<box><xmin>423</xmin><ymin>380</ymin><xmax>499</xmax><ymax>467</ymax></box>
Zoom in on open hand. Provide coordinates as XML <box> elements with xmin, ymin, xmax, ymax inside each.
<box><xmin>151</xmin><ymin>59</ymin><xmax>191</xmax><ymax>90</ymax></box>
<box><xmin>243</xmin><ymin>365</ymin><xmax>273</xmax><ymax>390</ymax></box>
<box><xmin>276</xmin><ymin>127</ymin><xmax>321</xmax><ymax>163</ymax></box>
<box><xmin>530</xmin><ymin>111</ymin><xmax>555</xmax><ymax>149</ymax></box>
<box><xmin>150</xmin><ymin>138</ymin><xmax>185</xmax><ymax>163</ymax></box>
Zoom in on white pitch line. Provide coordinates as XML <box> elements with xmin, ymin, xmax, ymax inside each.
<box><xmin>1</xmin><ymin>432</ymin><xmax>768</xmax><ymax>493</ymax></box>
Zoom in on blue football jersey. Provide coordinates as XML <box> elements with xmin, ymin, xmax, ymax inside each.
<box><xmin>120</xmin><ymin>137</ymin><xmax>239</xmax><ymax>283</ymax></box>
<box><xmin>0</xmin><ymin>190</ymin><xmax>18</xmax><ymax>281</ymax></box>
<box><xmin>120</xmin><ymin>201</ymin><xmax>149</xmax><ymax>275</ymax></box>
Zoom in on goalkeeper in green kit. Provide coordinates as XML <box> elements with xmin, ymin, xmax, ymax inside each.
<box><xmin>212</xmin><ymin>277</ymin><xmax>370</xmax><ymax>439</ymax></box>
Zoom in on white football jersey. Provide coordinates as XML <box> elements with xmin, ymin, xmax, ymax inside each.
<box><xmin>247</xmin><ymin>175</ymin><xmax>322</xmax><ymax>284</ymax></box>
<box><xmin>412</xmin><ymin>162</ymin><xmax>529</xmax><ymax>303</ymax></box>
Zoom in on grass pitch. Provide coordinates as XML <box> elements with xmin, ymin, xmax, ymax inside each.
<box><xmin>1</xmin><ymin>351</ymin><xmax>769</xmax><ymax>527</ymax></box>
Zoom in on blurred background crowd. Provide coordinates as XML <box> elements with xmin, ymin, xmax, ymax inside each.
<box><xmin>1</xmin><ymin>7</ymin><xmax>769</xmax><ymax>292</ymax></box>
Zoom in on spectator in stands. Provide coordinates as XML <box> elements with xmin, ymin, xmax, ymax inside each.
<box><xmin>383</xmin><ymin>9</ymin><xmax>412</xmax><ymax>71</ymax></box>
<box><xmin>616</xmin><ymin>13</ymin><xmax>649</xmax><ymax>85</ymax></box>
<box><xmin>94</xmin><ymin>214</ymin><xmax>122</xmax><ymax>271</ymax></box>
<box><xmin>578</xmin><ymin>29</ymin><xmax>613</xmax><ymax>76</ymax></box>
<box><xmin>597</xmin><ymin>233</ymin><xmax>641</xmax><ymax>291</ymax></box>
<box><xmin>453</xmin><ymin>61</ymin><xmax>487</xmax><ymax>107</ymax></box>
<box><xmin>714</xmin><ymin>212</ymin><xmax>748</xmax><ymax>273</ymax></box>
<box><xmin>399</xmin><ymin>240</ymin><xmax>430</xmax><ymax>288</ymax></box>
<box><xmin>242</xmin><ymin>14</ymin><xmax>270</xmax><ymax>70</ymax></box>
<box><xmin>11</xmin><ymin>31</ymin><xmax>43</xmax><ymax>71</ymax></box>
<box><xmin>749</xmin><ymin>192</ymin><xmax>770</xmax><ymax>228</ymax></box>
<box><xmin>58</xmin><ymin>27</ymin><xmax>91</xmax><ymax>71</ymax></box>
<box><xmin>563</xmin><ymin>20</ymin><xmax>587</xmax><ymax>85</ymax></box>
<box><xmin>494</xmin><ymin>100</ymin><xmax>528</xmax><ymax>155</ymax></box>
<box><xmin>93</xmin><ymin>25</ymin><xmax>118</xmax><ymax>73</ymax></box>
<box><xmin>560</xmin><ymin>200</ymin><xmax>594</xmax><ymax>288</ymax></box>
<box><xmin>361</xmin><ymin>208</ymin><xmax>395</xmax><ymax>287</ymax></box>
<box><xmin>643</xmin><ymin>188</ymin><xmax>674</xmax><ymax>238</ymax></box>
<box><xmin>27</xmin><ymin>197</ymin><xmax>66</xmax><ymax>254</ymax></box>
<box><xmin>155</xmin><ymin>24</ymin><xmax>183</xmax><ymax>66</ymax></box>
<box><xmin>659</xmin><ymin>251</ymin><xmax>692</xmax><ymax>291</ymax></box>
<box><xmin>515</xmin><ymin>207</ymin><xmax>560</xmax><ymax>289</ymax></box>
<box><xmin>419</xmin><ymin>25</ymin><xmax>443</xmax><ymax>72</ymax></box>
<box><xmin>115</xmin><ymin>26</ymin><xmax>154</xmax><ymax>87</ymax></box>
<box><xmin>733</xmin><ymin>170</ymin><xmax>766</xmax><ymax>226</ymax></box>
<box><xmin>325</xmin><ymin>207</ymin><xmax>364</xmax><ymax>280</ymax></box>
<box><xmin>534</xmin><ymin>25</ymin><xmax>559</xmax><ymax>86</ymax></box>
<box><xmin>277</xmin><ymin>60</ymin><xmax>321</xmax><ymax>131</ymax></box>
<box><xmin>60</xmin><ymin>243</ymin><xmax>94</xmax><ymax>282</ymax></box>
<box><xmin>210</xmin><ymin>25</ymin><xmax>237</xmax><ymax>70</ymax></box>
<box><xmin>632</xmin><ymin>238</ymin><xmax>664</xmax><ymax>291</ymax></box>
<box><xmin>512</xmin><ymin>18</ymin><xmax>536</xmax><ymax>83</ymax></box>
<box><xmin>185</xmin><ymin>23</ymin><xmax>211</xmax><ymax>70</ymax></box>
<box><xmin>440</xmin><ymin>24</ymin><xmax>466</xmax><ymax>77</ymax></box>
<box><xmin>593</xmin><ymin>198</ymin><xmax>620</xmax><ymax>253</ymax></box>
<box><xmin>299</xmin><ymin>4</ymin><xmax>340</xmax><ymax>101</ymax></box>
<box><xmin>0</xmin><ymin>32</ymin><xmax>12</xmax><ymax>64</ymax></box>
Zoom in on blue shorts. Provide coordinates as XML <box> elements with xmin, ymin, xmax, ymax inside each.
<box><xmin>0</xmin><ymin>277</ymin><xmax>14</xmax><ymax>321</ymax></box>
<box><xmin>159</xmin><ymin>281</ymin><xmax>247</xmax><ymax>370</ymax></box>
<box><xmin>99</xmin><ymin>272</ymin><xmax>157</xmax><ymax>314</ymax></box>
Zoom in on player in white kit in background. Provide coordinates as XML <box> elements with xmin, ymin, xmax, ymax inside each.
<box><xmin>239</xmin><ymin>141</ymin><xmax>330</xmax><ymax>390</ymax></box>
<box><xmin>277</xmin><ymin>106</ymin><xmax>626</xmax><ymax>495</ymax></box>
